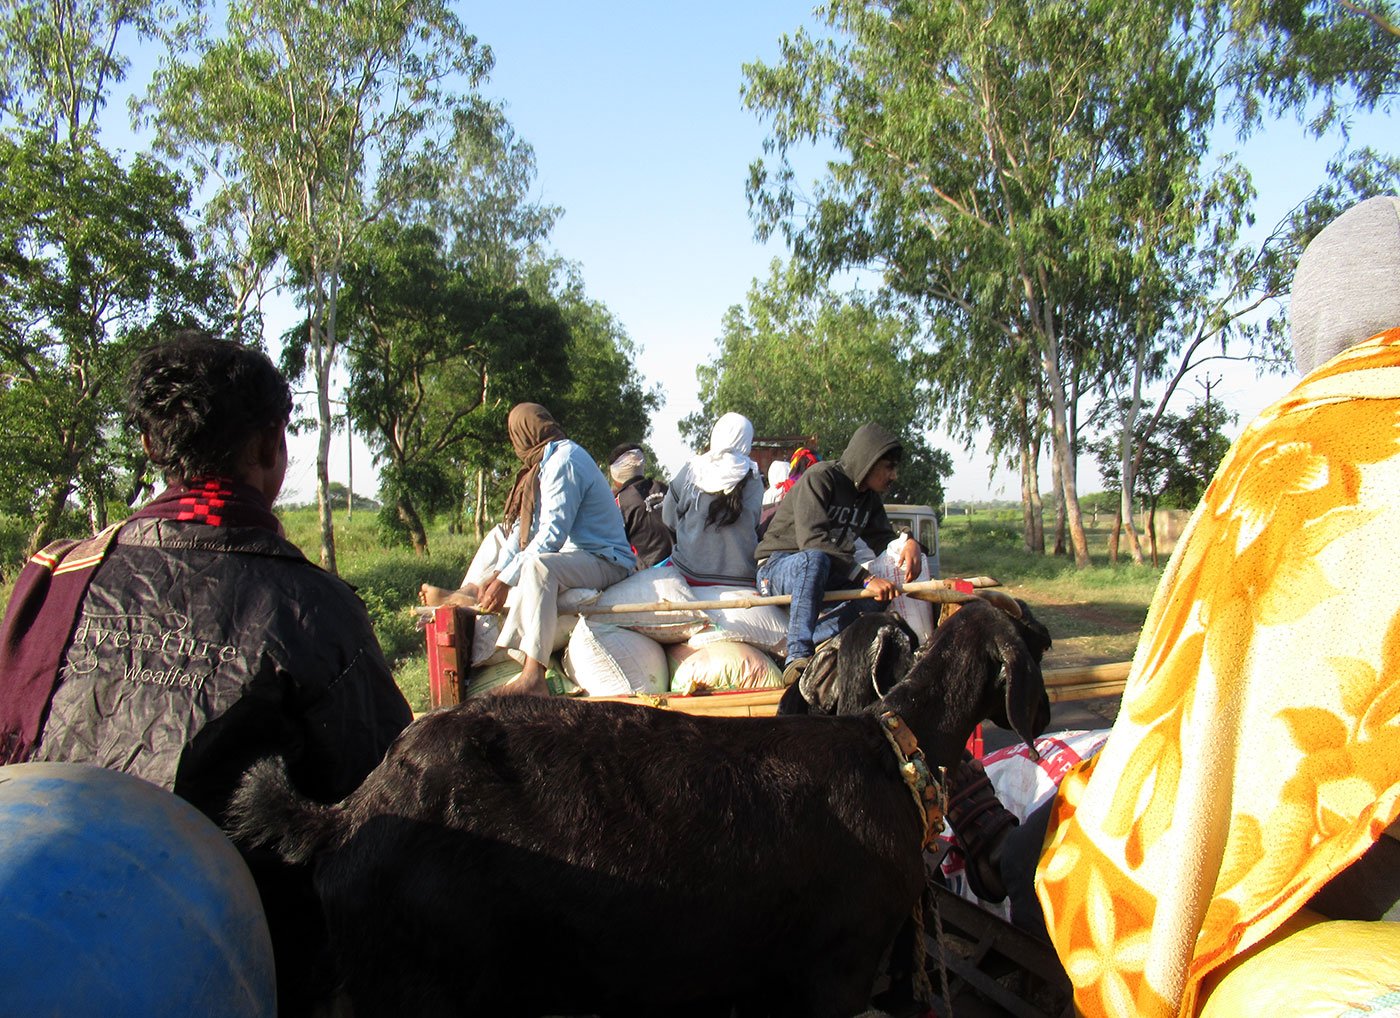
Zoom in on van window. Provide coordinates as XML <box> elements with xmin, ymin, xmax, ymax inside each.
<box><xmin>918</xmin><ymin>519</ymin><xmax>937</xmax><ymax>553</ymax></box>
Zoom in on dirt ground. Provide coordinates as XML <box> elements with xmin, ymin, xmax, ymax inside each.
<box><xmin>1005</xmin><ymin>591</ymin><xmax>1146</xmax><ymax>671</ymax></box>
<box><xmin>978</xmin><ymin>594</ymin><xmax>1138</xmax><ymax>752</ymax></box>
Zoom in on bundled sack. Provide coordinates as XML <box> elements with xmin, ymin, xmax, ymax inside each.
<box><xmin>563</xmin><ymin>616</ymin><xmax>669</xmax><ymax>696</ymax></box>
<box><xmin>465</xmin><ymin>657</ymin><xmax>579</xmax><ymax>699</ymax></box>
<box><xmin>581</xmin><ymin>566</ymin><xmax>708</xmax><ymax>643</ymax></box>
<box><xmin>866</xmin><ymin>533</ymin><xmax>935</xmax><ymax>646</ymax></box>
<box><xmin>463</xmin><ymin>612</ymin><xmax>575</xmax><ymax>667</ymax></box>
<box><xmin>669</xmin><ymin>640</ymin><xmax>783</xmax><ymax>695</ymax></box>
<box><xmin>694</xmin><ymin>585</ymin><xmax>788</xmax><ymax>656</ymax></box>
<box><xmin>940</xmin><ymin>729</ymin><xmax>1111</xmax><ymax>918</ymax></box>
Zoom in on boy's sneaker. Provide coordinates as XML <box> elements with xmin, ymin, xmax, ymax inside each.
<box><xmin>781</xmin><ymin>656</ymin><xmax>810</xmax><ymax>685</ymax></box>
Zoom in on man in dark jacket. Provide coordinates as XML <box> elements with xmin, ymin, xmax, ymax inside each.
<box><xmin>0</xmin><ymin>331</ymin><xmax>413</xmax><ymax>1014</ymax></box>
<box><xmin>754</xmin><ymin>422</ymin><xmax>921</xmax><ymax>680</ymax></box>
<box><xmin>608</xmin><ymin>441</ymin><xmax>674</xmax><ymax>568</ymax></box>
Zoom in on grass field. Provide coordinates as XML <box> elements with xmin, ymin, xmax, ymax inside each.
<box><xmin>939</xmin><ymin>512</ymin><xmax>1165</xmax><ymax>669</ymax></box>
<box><xmin>278</xmin><ymin>506</ymin><xmax>1167</xmax><ymax>713</ymax></box>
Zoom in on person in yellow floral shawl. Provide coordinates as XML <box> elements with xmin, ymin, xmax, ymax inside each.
<box><xmin>1033</xmin><ymin>195</ymin><xmax>1400</xmax><ymax>1017</ymax></box>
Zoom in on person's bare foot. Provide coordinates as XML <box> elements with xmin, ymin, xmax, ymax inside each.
<box><xmin>419</xmin><ymin>583</ymin><xmax>477</xmax><ymax>608</ymax></box>
<box><xmin>496</xmin><ymin>671</ymin><xmax>550</xmax><ymax>697</ymax></box>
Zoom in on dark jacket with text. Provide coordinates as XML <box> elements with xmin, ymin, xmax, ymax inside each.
<box><xmin>34</xmin><ymin>517</ymin><xmax>412</xmax><ymax>822</ymax></box>
<box><xmin>754</xmin><ymin>423</ymin><xmax>900</xmax><ymax>579</ymax></box>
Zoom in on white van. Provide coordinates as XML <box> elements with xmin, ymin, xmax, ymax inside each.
<box><xmin>884</xmin><ymin>503</ymin><xmax>941</xmax><ymax>578</ymax></box>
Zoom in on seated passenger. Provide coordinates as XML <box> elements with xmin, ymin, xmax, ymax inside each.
<box><xmin>761</xmin><ymin>459</ymin><xmax>790</xmax><ymax>507</ymax></box>
<box><xmin>608</xmin><ymin>441</ymin><xmax>673</xmax><ymax>568</ymax></box>
<box><xmin>755</xmin><ymin>423</ymin><xmax>920</xmax><ymax>682</ymax></box>
<box><xmin>420</xmin><ymin>403</ymin><xmax>634</xmax><ymax>695</ymax></box>
<box><xmin>662</xmin><ymin>412</ymin><xmax>763</xmax><ymax>586</ymax></box>
<box><xmin>0</xmin><ymin>330</ymin><xmax>414</xmax><ymax>1013</ymax></box>
<box><xmin>952</xmin><ymin>196</ymin><xmax>1400</xmax><ymax>1018</ymax></box>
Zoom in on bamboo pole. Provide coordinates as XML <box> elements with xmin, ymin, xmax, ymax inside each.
<box><xmin>411</xmin><ymin>576</ymin><xmax>1006</xmax><ymax>622</ymax></box>
<box><xmin>574</xmin><ymin>578</ymin><xmax>991</xmax><ymax>617</ymax></box>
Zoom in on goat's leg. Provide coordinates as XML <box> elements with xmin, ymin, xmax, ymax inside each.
<box><xmin>871</xmin><ymin>915</ymin><xmax>925</xmax><ymax>1016</ymax></box>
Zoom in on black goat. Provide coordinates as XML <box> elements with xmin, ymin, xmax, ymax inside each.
<box><xmin>776</xmin><ymin>610</ymin><xmax>920</xmax><ymax>717</ymax></box>
<box><xmin>227</xmin><ymin>599</ymin><xmax>1052</xmax><ymax>1018</ymax></box>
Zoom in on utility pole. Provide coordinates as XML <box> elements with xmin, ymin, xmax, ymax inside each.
<box><xmin>1197</xmin><ymin>372</ymin><xmax>1222</xmax><ymax>446</ymax></box>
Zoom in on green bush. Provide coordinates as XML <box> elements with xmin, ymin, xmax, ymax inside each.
<box><xmin>277</xmin><ymin>505</ymin><xmax>479</xmax><ymax>706</ymax></box>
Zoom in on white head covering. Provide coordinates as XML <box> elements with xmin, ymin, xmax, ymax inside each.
<box><xmin>763</xmin><ymin>460</ymin><xmax>789</xmax><ymax>506</ymax></box>
<box><xmin>690</xmin><ymin>412</ymin><xmax>757</xmax><ymax>494</ymax></box>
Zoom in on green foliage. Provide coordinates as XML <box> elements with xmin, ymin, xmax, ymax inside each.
<box><xmin>146</xmin><ymin>0</ymin><xmax>496</xmax><ymax>571</ymax></box>
<box><xmin>1227</xmin><ymin>1</ymin><xmax>1400</xmax><ymax>134</ymax></box>
<box><xmin>743</xmin><ymin>0</ymin><xmax>1238</xmax><ymax>565</ymax></box>
<box><xmin>742</xmin><ymin>0</ymin><xmax>1398</xmax><ymax>565</ymax></box>
<box><xmin>278</xmin><ymin>505</ymin><xmax>475</xmax><ymax>712</ymax></box>
<box><xmin>0</xmin><ymin>0</ymin><xmax>198</xmax><ymax>141</ymax></box>
<box><xmin>0</xmin><ymin>131</ymin><xmax>228</xmax><ymax>551</ymax></box>
<box><xmin>336</xmin><ymin>219</ymin><xmax>577</xmax><ymax>551</ymax></box>
<box><xmin>1093</xmin><ymin>394</ymin><xmax>1236</xmax><ymax>513</ymax></box>
<box><xmin>685</xmin><ymin>260</ymin><xmax>951</xmax><ymax>506</ymax></box>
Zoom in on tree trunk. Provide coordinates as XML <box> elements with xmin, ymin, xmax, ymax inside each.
<box><xmin>311</xmin><ymin>273</ymin><xmax>338</xmax><ymax>574</ymax></box>
<box><xmin>1146</xmin><ymin>498</ymin><xmax>1160</xmax><ymax>567</ymax></box>
<box><xmin>1020</xmin><ymin>441</ymin><xmax>1037</xmax><ymax>553</ymax></box>
<box><xmin>1051</xmin><ymin>451</ymin><xmax>1067</xmax><ymax>557</ymax></box>
<box><xmin>29</xmin><ymin>478</ymin><xmax>75</xmax><ymax>557</ymax></box>
<box><xmin>1108</xmin><ymin>503</ymin><xmax>1122</xmax><ymax>563</ymax></box>
<box><xmin>1119</xmin><ymin>339</ymin><xmax>1149</xmax><ymax>566</ymax></box>
<box><xmin>398</xmin><ymin>494</ymin><xmax>428</xmax><ymax>555</ymax></box>
<box><xmin>1019</xmin><ymin>439</ymin><xmax>1045</xmax><ymax>553</ymax></box>
<box><xmin>1040</xmin><ymin>328</ymin><xmax>1091</xmax><ymax>567</ymax></box>
<box><xmin>474</xmin><ymin>467</ymin><xmax>486</xmax><ymax>542</ymax></box>
<box><xmin>86</xmin><ymin>482</ymin><xmax>107</xmax><ymax>533</ymax></box>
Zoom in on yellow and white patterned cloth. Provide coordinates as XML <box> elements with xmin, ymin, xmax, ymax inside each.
<box><xmin>1036</xmin><ymin>329</ymin><xmax>1400</xmax><ymax>1017</ymax></box>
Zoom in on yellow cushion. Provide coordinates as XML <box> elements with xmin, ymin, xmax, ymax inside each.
<box><xmin>1200</xmin><ymin>909</ymin><xmax>1400</xmax><ymax>1018</ymax></box>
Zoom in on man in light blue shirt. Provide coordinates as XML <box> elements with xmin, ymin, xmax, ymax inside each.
<box><xmin>472</xmin><ymin>404</ymin><xmax>634</xmax><ymax>695</ymax></box>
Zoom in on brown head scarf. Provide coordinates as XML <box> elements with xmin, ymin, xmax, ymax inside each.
<box><xmin>502</xmin><ymin>402</ymin><xmax>567</xmax><ymax>548</ymax></box>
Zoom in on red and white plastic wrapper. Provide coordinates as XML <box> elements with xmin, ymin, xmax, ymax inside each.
<box><xmin>866</xmin><ymin>534</ymin><xmax>935</xmax><ymax>645</ymax></box>
<box><xmin>937</xmin><ymin>729</ymin><xmax>1111</xmax><ymax>918</ymax></box>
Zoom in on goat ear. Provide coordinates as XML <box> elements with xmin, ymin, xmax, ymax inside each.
<box><xmin>869</xmin><ymin>621</ymin><xmax>914</xmax><ymax>697</ymax></box>
<box><xmin>996</xmin><ymin>628</ymin><xmax>1052</xmax><ymax>758</ymax></box>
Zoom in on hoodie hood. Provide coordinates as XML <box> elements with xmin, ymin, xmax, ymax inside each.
<box><xmin>838</xmin><ymin>423</ymin><xmax>902</xmax><ymax>487</ymax></box>
<box><xmin>1292</xmin><ymin>195</ymin><xmax>1400</xmax><ymax>375</ymax></box>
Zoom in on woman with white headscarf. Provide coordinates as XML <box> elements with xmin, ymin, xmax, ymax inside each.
<box><xmin>662</xmin><ymin>412</ymin><xmax>763</xmax><ymax>586</ymax></box>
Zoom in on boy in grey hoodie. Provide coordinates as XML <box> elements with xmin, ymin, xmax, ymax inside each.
<box><xmin>755</xmin><ymin>422</ymin><xmax>921</xmax><ymax>677</ymax></box>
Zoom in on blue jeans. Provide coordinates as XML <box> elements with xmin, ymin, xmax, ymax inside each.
<box><xmin>757</xmin><ymin>549</ymin><xmax>879</xmax><ymax>664</ymax></box>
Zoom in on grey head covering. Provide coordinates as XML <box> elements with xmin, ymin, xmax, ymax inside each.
<box><xmin>1292</xmin><ymin>195</ymin><xmax>1400</xmax><ymax>375</ymax></box>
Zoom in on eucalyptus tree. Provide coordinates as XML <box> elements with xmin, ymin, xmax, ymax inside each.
<box><xmin>147</xmin><ymin>0</ymin><xmax>492</xmax><ymax>572</ymax></box>
<box><xmin>1228</xmin><ymin>0</ymin><xmax>1400</xmax><ymax>132</ymax></box>
<box><xmin>744</xmin><ymin>0</ymin><xmax>1225</xmax><ymax>566</ymax></box>
<box><xmin>0</xmin><ymin>0</ymin><xmax>221</xmax><ymax>554</ymax></box>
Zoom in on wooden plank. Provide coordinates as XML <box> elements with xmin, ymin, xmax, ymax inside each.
<box><xmin>584</xmin><ymin>661</ymin><xmax>1129</xmax><ymax>717</ymax></box>
<box><xmin>1048</xmin><ymin>680</ymin><xmax>1127</xmax><ymax>703</ymax></box>
<box><xmin>1042</xmin><ymin>660</ymin><xmax>1130</xmax><ymax>687</ymax></box>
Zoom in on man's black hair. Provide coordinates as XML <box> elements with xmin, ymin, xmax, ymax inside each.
<box><xmin>127</xmin><ymin>329</ymin><xmax>293</xmax><ymax>483</ymax></box>
<box><xmin>608</xmin><ymin>442</ymin><xmax>644</xmax><ymax>463</ymax></box>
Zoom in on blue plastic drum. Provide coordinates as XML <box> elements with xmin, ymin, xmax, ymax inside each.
<box><xmin>0</xmin><ymin>762</ymin><xmax>276</xmax><ymax>1018</ymax></box>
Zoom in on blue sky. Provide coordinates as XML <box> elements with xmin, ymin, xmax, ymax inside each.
<box><xmin>136</xmin><ymin>1</ymin><xmax>1386</xmax><ymax>505</ymax></box>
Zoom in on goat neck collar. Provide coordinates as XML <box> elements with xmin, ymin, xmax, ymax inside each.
<box><xmin>877</xmin><ymin>710</ymin><xmax>946</xmax><ymax>849</ymax></box>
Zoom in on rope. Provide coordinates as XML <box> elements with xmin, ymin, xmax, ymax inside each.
<box><xmin>929</xmin><ymin>884</ymin><xmax>954</xmax><ymax>1018</ymax></box>
<box><xmin>929</xmin><ymin>765</ymin><xmax>954</xmax><ymax>1017</ymax></box>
